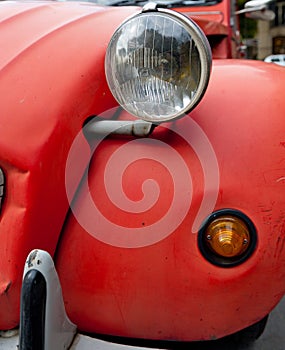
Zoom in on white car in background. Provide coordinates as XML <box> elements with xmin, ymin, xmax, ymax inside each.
<box><xmin>264</xmin><ymin>54</ymin><xmax>285</xmax><ymax>66</ymax></box>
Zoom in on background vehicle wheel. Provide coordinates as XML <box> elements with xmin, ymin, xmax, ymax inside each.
<box><xmin>232</xmin><ymin>315</ymin><xmax>268</xmax><ymax>344</ymax></box>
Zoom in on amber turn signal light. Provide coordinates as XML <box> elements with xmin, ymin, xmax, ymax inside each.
<box><xmin>205</xmin><ymin>216</ymin><xmax>250</xmax><ymax>258</ymax></box>
<box><xmin>198</xmin><ymin>210</ymin><xmax>257</xmax><ymax>267</ymax></box>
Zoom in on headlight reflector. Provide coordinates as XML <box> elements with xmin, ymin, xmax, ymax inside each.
<box><xmin>105</xmin><ymin>6</ymin><xmax>212</xmax><ymax>122</ymax></box>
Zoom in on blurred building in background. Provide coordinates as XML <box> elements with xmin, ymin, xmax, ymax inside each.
<box><xmin>256</xmin><ymin>0</ymin><xmax>285</xmax><ymax>59</ymax></box>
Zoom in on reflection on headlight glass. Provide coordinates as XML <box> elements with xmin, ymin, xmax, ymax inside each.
<box><xmin>106</xmin><ymin>13</ymin><xmax>202</xmax><ymax>121</ymax></box>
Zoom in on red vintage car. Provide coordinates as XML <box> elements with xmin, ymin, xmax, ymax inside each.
<box><xmin>0</xmin><ymin>0</ymin><xmax>284</xmax><ymax>348</ymax></box>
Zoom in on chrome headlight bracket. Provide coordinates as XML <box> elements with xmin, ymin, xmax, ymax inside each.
<box><xmin>105</xmin><ymin>4</ymin><xmax>212</xmax><ymax>123</ymax></box>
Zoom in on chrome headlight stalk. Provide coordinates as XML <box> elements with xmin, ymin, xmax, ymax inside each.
<box><xmin>105</xmin><ymin>3</ymin><xmax>212</xmax><ymax>123</ymax></box>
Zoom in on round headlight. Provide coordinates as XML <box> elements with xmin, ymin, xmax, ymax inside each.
<box><xmin>105</xmin><ymin>4</ymin><xmax>212</xmax><ymax>123</ymax></box>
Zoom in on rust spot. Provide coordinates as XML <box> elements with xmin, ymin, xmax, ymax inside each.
<box><xmin>0</xmin><ymin>282</ymin><xmax>11</xmax><ymax>296</ymax></box>
<box><xmin>4</xmin><ymin>282</ymin><xmax>11</xmax><ymax>294</ymax></box>
<box><xmin>273</xmin><ymin>219</ymin><xmax>285</xmax><ymax>259</ymax></box>
<box><xmin>27</xmin><ymin>249</ymin><xmax>38</xmax><ymax>268</ymax></box>
<box><xmin>274</xmin><ymin>236</ymin><xmax>285</xmax><ymax>259</ymax></box>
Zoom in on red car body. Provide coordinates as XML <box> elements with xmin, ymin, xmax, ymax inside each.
<box><xmin>0</xmin><ymin>0</ymin><xmax>284</xmax><ymax>345</ymax></box>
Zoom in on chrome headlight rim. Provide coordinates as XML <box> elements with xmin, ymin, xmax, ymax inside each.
<box><xmin>153</xmin><ymin>6</ymin><xmax>212</xmax><ymax>119</ymax></box>
<box><xmin>105</xmin><ymin>4</ymin><xmax>212</xmax><ymax>123</ymax></box>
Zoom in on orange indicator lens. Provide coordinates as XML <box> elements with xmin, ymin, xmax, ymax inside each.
<box><xmin>205</xmin><ymin>216</ymin><xmax>250</xmax><ymax>258</ymax></box>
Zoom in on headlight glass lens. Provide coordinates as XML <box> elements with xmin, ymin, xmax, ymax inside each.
<box><xmin>105</xmin><ymin>9</ymin><xmax>211</xmax><ymax>122</ymax></box>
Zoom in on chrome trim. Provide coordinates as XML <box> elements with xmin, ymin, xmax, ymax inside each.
<box><xmin>85</xmin><ymin>119</ymin><xmax>153</xmax><ymax>138</ymax></box>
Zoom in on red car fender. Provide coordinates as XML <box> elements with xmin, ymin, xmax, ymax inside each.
<box><xmin>56</xmin><ymin>60</ymin><xmax>285</xmax><ymax>340</ymax></box>
<box><xmin>0</xmin><ymin>1</ymin><xmax>138</xmax><ymax>329</ymax></box>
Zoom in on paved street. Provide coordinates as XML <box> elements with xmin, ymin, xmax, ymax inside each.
<box><xmin>233</xmin><ymin>296</ymin><xmax>285</xmax><ymax>350</ymax></box>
